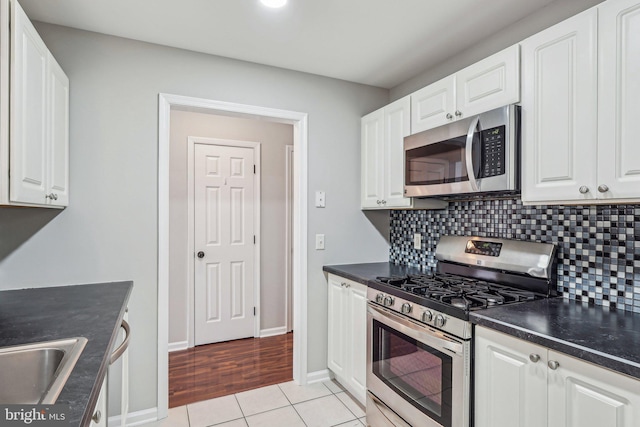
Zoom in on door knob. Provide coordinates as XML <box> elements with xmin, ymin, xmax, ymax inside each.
<box><xmin>197</xmin><ymin>251</ymin><xmax>205</xmax><ymax>259</ymax></box>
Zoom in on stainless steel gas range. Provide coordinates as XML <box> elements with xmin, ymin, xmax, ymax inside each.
<box><xmin>366</xmin><ymin>236</ymin><xmax>557</xmax><ymax>427</ymax></box>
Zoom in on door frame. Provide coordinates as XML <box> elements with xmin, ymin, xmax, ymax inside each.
<box><xmin>158</xmin><ymin>93</ymin><xmax>308</xmax><ymax>419</ymax></box>
<box><xmin>188</xmin><ymin>137</ymin><xmax>262</xmax><ymax>346</ymax></box>
<box><xmin>284</xmin><ymin>145</ymin><xmax>293</xmax><ymax>332</ymax></box>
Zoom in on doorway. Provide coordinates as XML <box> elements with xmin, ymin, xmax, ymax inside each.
<box><xmin>158</xmin><ymin>94</ymin><xmax>308</xmax><ymax>419</ymax></box>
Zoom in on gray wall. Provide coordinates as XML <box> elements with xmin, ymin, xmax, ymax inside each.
<box><xmin>390</xmin><ymin>0</ymin><xmax>605</xmax><ymax>100</ymax></box>
<box><xmin>169</xmin><ymin>110</ymin><xmax>294</xmax><ymax>345</ymax></box>
<box><xmin>0</xmin><ymin>23</ymin><xmax>390</xmax><ymax>415</ymax></box>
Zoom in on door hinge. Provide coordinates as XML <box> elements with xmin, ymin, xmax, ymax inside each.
<box><xmin>253</xmin><ymin>165</ymin><xmax>256</xmax><ymax>174</ymax></box>
<box><xmin>253</xmin><ymin>307</ymin><xmax>256</xmax><ymax>316</ymax></box>
<box><xmin>254</xmin><ymin>235</ymin><xmax>256</xmax><ymax>244</ymax></box>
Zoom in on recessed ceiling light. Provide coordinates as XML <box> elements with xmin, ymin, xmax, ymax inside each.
<box><xmin>260</xmin><ymin>0</ymin><xmax>287</xmax><ymax>8</ymax></box>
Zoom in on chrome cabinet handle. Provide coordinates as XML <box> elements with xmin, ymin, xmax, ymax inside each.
<box><xmin>92</xmin><ymin>410</ymin><xmax>101</xmax><ymax>424</ymax></box>
<box><xmin>340</xmin><ymin>282</ymin><xmax>350</xmax><ymax>288</ymax></box>
<box><xmin>529</xmin><ymin>354</ymin><xmax>540</xmax><ymax>363</ymax></box>
<box><xmin>455</xmin><ymin>110</ymin><xmax>462</xmax><ymax>117</ymax></box>
<box><xmin>110</xmin><ymin>319</ymin><xmax>130</xmax><ymax>364</ymax></box>
<box><xmin>579</xmin><ymin>186</ymin><xmax>589</xmax><ymax>194</ymax></box>
<box><xmin>598</xmin><ymin>184</ymin><xmax>609</xmax><ymax>193</ymax></box>
<box><xmin>446</xmin><ymin>113</ymin><xmax>453</xmax><ymax>120</ymax></box>
<box><xmin>548</xmin><ymin>360</ymin><xmax>559</xmax><ymax>370</ymax></box>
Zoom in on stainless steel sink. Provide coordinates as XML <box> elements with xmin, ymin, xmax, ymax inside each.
<box><xmin>0</xmin><ymin>337</ymin><xmax>88</xmax><ymax>404</ymax></box>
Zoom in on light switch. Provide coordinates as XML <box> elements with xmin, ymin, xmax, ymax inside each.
<box><xmin>315</xmin><ymin>234</ymin><xmax>325</xmax><ymax>250</ymax></box>
<box><xmin>315</xmin><ymin>191</ymin><xmax>326</xmax><ymax>208</ymax></box>
<box><xmin>413</xmin><ymin>233</ymin><xmax>422</xmax><ymax>250</ymax></box>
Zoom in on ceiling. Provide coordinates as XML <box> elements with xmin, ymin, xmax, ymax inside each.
<box><xmin>19</xmin><ymin>0</ymin><xmax>559</xmax><ymax>89</ymax></box>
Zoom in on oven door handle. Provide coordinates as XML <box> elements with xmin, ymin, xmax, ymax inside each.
<box><xmin>465</xmin><ymin>116</ymin><xmax>480</xmax><ymax>191</ymax></box>
<box><xmin>368</xmin><ymin>303</ymin><xmax>464</xmax><ymax>355</ymax></box>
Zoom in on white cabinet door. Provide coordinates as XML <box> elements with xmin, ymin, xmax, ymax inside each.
<box><xmin>548</xmin><ymin>350</ymin><xmax>640</xmax><ymax>427</ymax></box>
<box><xmin>327</xmin><ymin>275</ymin><xmax>347</xmax><ymax>378</ymax></box>
<box><xmin>47</xmin><ymin>54</ymin><xmax>69</xmax><ymax>207</ymax></box>
<box><xmin>89</xmin><ymin>379</ymin><xmax>107</xmax><ymax>427</ymax></box>
<box><xmin>597</xmin><ymin>0</ymin><xmax>640</xmax><ymax>200</ymax></box>
<box><xmin>521</xmin><ymin>9</ymin><xmax>598</xmax><ymax>203</ymax></box>
<box><xmin>10</xmin><ymin>0</ymin><xmax>48</xmax><ymax>205</ymax></box>
<box><xmin>410</xmin><ymin>76</ymin><xmax>455</xmax><ymax>134</ymax></box>
<box><xmin>345</xmin><ymin>281</ymin><xmax>367</xmax><ymax>405</ymax></box>
<box><xmin>361</xmin><ymin>109</ymin><xmax>384</xmax><ymax>208</ymax></box>
<box><xmin>456</xmin><ymin>45</ymin><xmax>520</xmax><ymax>119</ymax></box>
<box><xmin>383</xmin><ymin>96</ymin><xmax>411</xmax><ymax>208</ymax></box>
<box><xmin>475</xmin><ymin>326</ymin><xmax>547</xmax><ymax>427</ymax></box>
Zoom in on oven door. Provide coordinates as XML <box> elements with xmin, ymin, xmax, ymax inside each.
<box><xmin>366</xmin><ymin>303</ymin><xmax>470</xmax><ymax>427</ymax></box>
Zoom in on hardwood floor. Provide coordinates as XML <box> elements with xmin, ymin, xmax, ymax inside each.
<box><xmin>168</xmin><ymin>332</ymin><xmax>293</xmax><ymax>408</ymax></box>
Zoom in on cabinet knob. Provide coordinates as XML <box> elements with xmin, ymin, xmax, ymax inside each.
<box><xmin>381</xmin><ymin>200</ymin><xmax>387</xmax><ymax>205</ymax></box>
<box><xmin>376</xmin><ymin>200</ymin><xmax>381</xmax><ymax>205</ymax></box>
<box><xmin>455</xmin><ymin>110</ymin><xmax>462</xmax><ymax>117</ymax></box>
<box><xmin>529</xmin><ymin>353</ymin><xmax>540</xmax><ymax>363</ymax></box>
<box><xmin>597</xmin><ymin>184</ymin><xmax>609</xmax><ymax>193</ymax></box>
<box><xmin>341</xmin><ymin>282</ymin><xmax>350</xmax><ymax>288</ymax></box>
<box><xmin>92</xmin><ymin>410</ymin><xmax>102</xmax><ymax>423</ymax></box>
<box><xmin>578</xmin><ymin>186</ymin><xmax>589</xmax><ymax>194</ymax></box>
<box><xmin>446</xmin><ymin>113</ymin><xmax>453</xmax><ymax>120</ymax></box>
<box><xmin>548</xmin><ymin>360</ymin><xmax>560</xmax><ymax>370</ymax></box>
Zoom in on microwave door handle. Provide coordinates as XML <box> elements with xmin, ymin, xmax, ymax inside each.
<box><xmin>465</xmin><ymin>116</ymin><xmax>480</xmax><ymax>191</ymax></box>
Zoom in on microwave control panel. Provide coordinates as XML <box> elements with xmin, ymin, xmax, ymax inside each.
<box><xmin>480</xmin><ymin>125</ymin><xmax>505</xmax><ymax>178</ymax></box>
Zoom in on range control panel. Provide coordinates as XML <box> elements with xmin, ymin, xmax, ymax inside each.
<box><xmin>464</xmin><ymin>240</ymin><xmax>503</xmax><ymax>257</ymax></box>
<box><xmin>480</xmin><ymin>125</ymin><xmax>506</xmax><ymax>178</ymax></box>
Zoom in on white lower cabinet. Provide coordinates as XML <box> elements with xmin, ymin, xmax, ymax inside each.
<box><xmin>89</xmin><ymin>379</ymin><xmax>107</xmax><ymax>427</ymax></box>
<box><xmin>475</xmin><ymin>326</ymin><xmax>640</xmax><ymax>427</ymax></box>
<box><xmin>327</xmin><ymin>274</ymin><xmax>367</xmax><ymax>405</ymax></box>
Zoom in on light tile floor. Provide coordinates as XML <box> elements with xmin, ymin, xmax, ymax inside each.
<box><xmin>148</xmin><ymin>380</ymin><xmax>366</xmax><ymax>427</ymax></box>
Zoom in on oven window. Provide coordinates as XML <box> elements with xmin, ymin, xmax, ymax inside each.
<box><xmin>405</xmin><ymin>136</ymin><xmax>468</xmax><ymax>186</ymax></box>
<box><xmin>372</xmin><ymin>319</ymin><xmax>453</xmax><ymax>427</ymax></box>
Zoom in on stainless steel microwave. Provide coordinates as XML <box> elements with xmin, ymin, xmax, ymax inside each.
<box><xmin>404</xmin><ymin>105</ymin><xmax>520</xmax><ymax>198</ymax></box>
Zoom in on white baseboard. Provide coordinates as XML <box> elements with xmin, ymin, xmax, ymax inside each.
<box><xmin>108</xmin><ymin>407</ymin><xmax>157</xmax><ymax>426</ymax></box>
<box><xmin>168</xmin><ymin>341</ymin><xmax>188</xmax><ymax>352</ymax></box>
<box><xmin>259</xmin><ymin>326</ymin><xmax>288</xmax><ymax>338</ymax></box>
<box><xmin>306</xmin><ymin>369</ymin><xmax>332</xmax><ymax>384</ymax></box>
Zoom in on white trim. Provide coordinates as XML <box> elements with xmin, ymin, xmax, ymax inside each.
<box><xmin>259</xmin><ymin>326</ymin><xmax>288</xmax><ymax>338</ymax></box>
<box><xmin>168</xmin><ymin>341</ymin><xmax>188</xmax><ymax>353</ymax></box>
<box><xmin>108</xmin><ymin>407</ymin><xmax>157</xmax><ymax>427</ymax></box>
<box><xmin>305</xmin><ymin>369</ymin><xmax>333</xmax><ymax>384</ymax></box>
<box><xmin>158</xmin><ymin>93</ymin><xmax>308</xmax><ymax>420</ymax></box>
<box><xmin>284</xmin><ymin>145</ymin><xmax>293</xmax><ymax>332</ymax></box>
<box><xmin>188</xmin><ymin>136</ymin><xmax>262</xmax><ymax>344</ymax></box>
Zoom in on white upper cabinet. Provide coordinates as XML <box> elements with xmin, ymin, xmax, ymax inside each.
<box><xmin>411</xmin><ymin>45</ymin><xmax>520</xmax><ymax>134</ymax></box>
<box><xmin>522</xmin><ymin>0</ymin><xmax>640</xmax><ymax>204</ymax></box>
<box><xmin>597</xmin><ymin>0</ymin><xmax>640</xmax><ymax>200</ymax></box>
<box><xmin>521</xmin><ymin>9</ymin><xmax>598</xmax><ymax>203</ymax></box>
<box><xmin>361</xmin><ymin>97</ymin><xmax>447</xmax><ymax>210</ymax></box>
<box><xmin>2</xmin><ymin>0</ymin><xmax>69</xmax><ymax>208</ymax></box>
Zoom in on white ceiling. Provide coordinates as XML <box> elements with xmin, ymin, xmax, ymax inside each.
<box><xmin>19</xmin><ymin>0</ymin><xmax>558</xmax><ymax>89</ymax></box>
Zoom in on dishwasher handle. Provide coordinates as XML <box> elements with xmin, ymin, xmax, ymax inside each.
<box><xmin>110</xmin><ymin>319</ymin><xmax>130</xmax><ymax>365</ymax></box>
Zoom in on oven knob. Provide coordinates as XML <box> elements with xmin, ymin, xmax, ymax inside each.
<box><xmin>401</xmin><ymin>303</ymin><xmax>412</xmax><ymax>314</ymax></box>
<box><xmin>384</xmin><ymin>296</ymin><xmax>395</xmax><ymax>307</ymax></box>
<box><xmin>422</xmin><ymin>311</ymin><xmax>433</xmax><ymax>323</ymax></box>
<box><xmin>434</xmin><ymin>314</ymin><xmax>446</xmax><ymax>328</ymax></box>
<box><xmin>376</xmin><ymin>293</ymin><xmax>385</xmax><ymax>304</ymax></box>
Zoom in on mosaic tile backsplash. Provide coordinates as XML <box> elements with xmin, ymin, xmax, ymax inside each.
<box><xmin>389</xmin><ymin>198</ymin><xmax>640</xmax><ymax>313</ymax></box>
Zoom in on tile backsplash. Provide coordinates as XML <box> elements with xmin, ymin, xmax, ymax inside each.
<box><xmin>389</xmin><ymin>198</ymin><xmax>640</xmax><ymax>313</ymax></box>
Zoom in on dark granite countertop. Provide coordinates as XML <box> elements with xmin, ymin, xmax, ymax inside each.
<box><xmin>471</xmin><ymin>297</ymin><xmax>640</xmax><ymax>380</ymax></box>
<box><xmin>323</xmin><ymin>262</ymin><xmax>423</xmax><ymax>285</ymax></box>
<box><xmin>0</xmin><ymin>281</ymin><xmax>133</xmax><ymax>426</ymax></box>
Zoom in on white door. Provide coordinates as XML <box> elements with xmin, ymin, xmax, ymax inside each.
<box><xmin>410</xmin><ymin>75</ymin><xmax>455</xmax><ymax>133</ymax></box>
<box><xmin>456</xmin><ymin>45</ymin><xmax>520</xmax><ymax>118</ymax></box>
<box><xmin>520</xmin><ymin>9</ymin><xmax>598</xmax><ymax>203</ymax></box>
<box><xmin>383</xmin><ymin>96</ymin><xmax>411</xmax><ymax>208</ymax></box>
<box><xmin>194</xmin><ymin>143</ymin><xmax>256</xmax><ymax>345</ymax></box>
<box><xmin>10</xmin><ymin>0</ymin><xmax>49</xmax><ymax>205</ymax></box>
<box><xmin>597</xmin><ymin>0</ymin><xmax>640</xmax><ymax>200</ymax></box>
